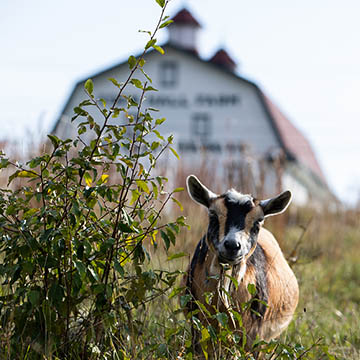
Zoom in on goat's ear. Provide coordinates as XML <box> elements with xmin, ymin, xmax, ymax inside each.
<box><xmin>260</xmin><ymin>190</ymin><xmax>292</xmax><ymax>217</ymax></box>
<box><xmin>186</xmin><ymin>175</ymin><xmax>217</xmax><ymax>208</ymax></box>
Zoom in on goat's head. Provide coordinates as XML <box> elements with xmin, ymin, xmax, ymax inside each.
<box><xmin>186</xmin><ymin>175</ymin><xmax>292</xmax><ymax>265</ymax></box>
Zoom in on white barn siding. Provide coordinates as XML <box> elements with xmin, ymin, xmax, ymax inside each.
<box><xmin>57</xmin><ymin>47</ymin><xmax>282</xmax><ymax>162</ymax></box>
<box><xmin>53</xmin><ymin>45</ymin><xmax>332</xmax><ymax>205</ymax></box>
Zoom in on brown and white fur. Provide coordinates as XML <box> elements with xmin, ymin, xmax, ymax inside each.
<box><xmin>183</xmin><ymin>175</ymin><xmax>299</xmax><ymax>357</ymax></box>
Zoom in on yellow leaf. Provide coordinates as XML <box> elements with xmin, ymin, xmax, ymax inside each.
<box><xmin>136</xmin><ymin>180</ymin><xmax>150</xmax><ymax>194</ymax></box>
<box><xmin>84</xmin><ymin>172</ymin><xmax>92</xmax><ymax>187</ymax></box>
<box><xmin>171</xmin><ymin>197</ymin><xmax>183</xmax><ymax>211</ymax></box>
<box><xmin>130</xmin><ymin>189</ymin><xmax>140</xmax><ymax>205</ymax></box>
<box><xmin>18</xmin><ymin>170</ymin><xmax>38</xmax><ymax>178</ymax></box>
<box><xmin>24</xmin><ymin>208</ymin><xmax>39</xmax><ymax>218</ymax></box>
<box><xmin>200</xmin><ymin>328</ymin><xmax>210</xmax><ymax>360</ymax></box>
<box><xmin>151</xmin><ymin>230</ymin><xmax>158</xmax><ymax>245</ymax></box>
<box><xmin>169</xmin><ymin>147</ymin><xmax>180</xmax><ymax>160</ymax></box>
<box><xmin>137</xmin><ymin>163</ymin><xmax>144</xmax><ymax>177</ymax></box>
<box><xmin>101</xmin><ymin>174</ymin><xmax>109</xmax><ymax>184</ymax></box>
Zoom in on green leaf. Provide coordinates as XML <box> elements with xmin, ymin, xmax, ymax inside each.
<box><xmin>171</xmin><ymin>197</ymin><xmax>183</xmax><ymax>211</ymax></box>
<box><xmin>169</xmin><ymin>147</ymin><xmax>180</xmax><ymax>159</ymax></box>
<box><xmin>118</xmin><ymin>223</ymin><xmax>133</xmax><ymax>233</ymax></box>
<box><xmin>130</xmin><ymin>189</ymin><xmax>140</xmax><ymax>205</ymax></box>
<box><xmin>145</xmin><ymin>39</ymin><xmax>156</xmax><ymax>50</ymax></box>
<box><xmin>0</xmin><ymin>158</ymin><xmax>9</xmax><ymax>169</ymax></box>
<box><xmin>84</xmin><ymin>172</ymin><xmax>92</xmax><ymax>187</ymax></box>
<box><xmin>18</xmin><ymin>170</ymin><xmax>38</xmax><ymax>178</ymax></box>
<box><xmin>114</xmin><ymin>260</ymin><xmax>125</xmax><ymax>276</ymax></box>
<box><xmin>151</xmin><ymin>181</ymin><xmax>159</xmax><ymax>198</ymax></box>
<box><xmin>225</xmin><ymin>274</ymin><xmax>239</xmax><ymax>290</ymax></box>
<box><xmin>130</xmin><ymin>78</ymin><xmax>143</xmax><ymax>89</ymax></box>
<box><xmin>153</xmin><ymin>45</ymin><xmax>165</xmax><ymax>55</ymax></box>
<box><xmin>49</xmin><ymin>283</ymin><xmax>64</xmax><ymax>305</ymax></box>
<box><xmin>78</xmin><ymin>125</ymin><xmax>86</xmax><ymax>135</ymax></box>
<box><xmin>167</xmin><ymin>252</ymin><xmax>187</xmax><ymax>261</ymax></box>
<box><xmin>128</xmin><ymin>55</ymin><xmax>137</xmax><ymax>69</ymax></box>
<box><xmin>74</xmin><ymin>260</ymin><xmax>86</xmax><ymax>278</ymax></box>
<box><xmin>84</xmin><ymin>79</ymin><xmax>94</xmax><ymax>96</ymax></box>
<box><xmin>136</xmin><ymin>179</ymin><xmax>150</xmax><ymax>194</ymax></box>
<box><xmin>247</xmin><ymin>283</ymin><xmax>257</xmax><ymax>296</ymax></box>
<box><xmin>201</xmin><ymin>327</ymin><xmax>210</xmax><ymax>343</ymax></box>
<box><xmin>161</xmin><ymin>230</ymin><xmax>170</xmax><ymax>250</ymax></box>
<box><xmin>207</xmin><ymin>325</ymin><xmax>217</xmax><ymax>340</ymax></box>
<box><xmin>153</xmin><ymin>130</ymin><xmax>164</xmax><ymax>141</ymax></box>
<box><xmin>151</xmin><ymin>141</ymin><xmax>160</xmax><ymax>151</ymax></box>
<box><xmin>23</xmin><ymin>208</ymin><xmax>39</xmax><ymax>218</ymax></box>
<box><xmin>108</xmin><ymin>77</ymin><xmax>122</xmax><ymax>88</ymax></box>
<box><xmin>98</xmin><ymin>174</ymin><xmax>109</xmax><ymax>184</ymax></box>
<box><xmin>180</xmin><ymin>294</ymin><xmax>191</xmax><ymax>307</ymax></box>
<box><xmin>173</xmin><ymin>187</ymin><xmax>184</xmax><ymax>193</ymax></box>
<box><xmin>155</xmin><ymin>0</ymin><xmax>165</xmax><ymax>7</ymax></box>
<box><xmin>140</xmin><ymin>67</ymin><xmax>153</xmax><ymax>84</ymax></box>
<box><xmin>28</xmin><ymin>290</ymin><xmax>40</xmax><ymax>307</ymax></box>
<box><xmin>160</xmin><ymin>19</ymin><xmax>173</xmax><ymax>29</ymax></box>
<box><xmin>215</xmin><ymin>312</ymin><xmax>228</xmax><ymax>327</ymax></box>
<box><xmin>100</xmin><ymin>98</ymin><xmax>106</xmax><ymax>107</ymax></box>
<box><xmin>88</xmin><ymin>266</ymin><xmax>100</xmax><ymax>282</ymax></box>
<box><xmin>47</xmin><ymin>134</ymin><xmax>60</xmax><ymax>148</ymax></box>
<box><xmin>168</xmin><ymin>286</ymin><xmax>185</xmax><ymax>299</ymax></box>
<box><xmin>155</xmin><ymin>118</ymin><xmax>166</xmax><ymax>125</ymax></box>
<box><xmin>145</xmin><ymin>85</ymin><xmax>158</xmax><ymax>92</ymax></box>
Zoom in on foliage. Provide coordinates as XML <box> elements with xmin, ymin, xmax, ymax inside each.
<box><xmin>0</xmin><ymin>1</ymin><xmax>185</xmax><ymax>358</ymax></box>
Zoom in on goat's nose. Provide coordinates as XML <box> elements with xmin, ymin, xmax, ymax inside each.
<box><xmin>224</xmin><ymin>240</ymin><xmax>240</xmax><ymax>251</ymax></box>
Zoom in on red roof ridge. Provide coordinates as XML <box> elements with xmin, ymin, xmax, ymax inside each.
<box><xmin>209</xmin><ymin>48</ymin><xmax>236</xmax><ymax>71</ymax></box>
<box><xmin>172</xmin><ymin>8</ymin><xmax>201</xmax><ymax>27</ymax></box>
<box><xmin>261</xmin><ymin>92</ymin><xmax>327</xmax><ymax>185</ymax></box>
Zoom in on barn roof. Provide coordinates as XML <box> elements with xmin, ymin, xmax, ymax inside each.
<box><xmin>260</xmin><ymin>94</ymin><xmax>326</xmax><ymax>184</ymax></box>
<box><xmin>209</xmin><ymin>48</ymin><xmax>237</xmax><ymax>72</ymax></box>
<box><xmin>171</xmin><ymin>8</ymin><xmax>201</xmax><ymax>27</ymax></box>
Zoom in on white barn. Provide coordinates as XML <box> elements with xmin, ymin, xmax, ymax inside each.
<box><xmin>52</xmin><ymin>8</ymin><xmax>332</xmax><ymax>206</ymax></box>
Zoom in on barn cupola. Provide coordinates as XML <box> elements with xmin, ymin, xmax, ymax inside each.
<box><xmin>168</xmin><ymin>8</ymin><xmax>201</xmax><ymax>54</ymax></box>
<box><xmin>209</xmin><ymin>48</ymin><xmax>237</xmax><ymax>72</ymax></box>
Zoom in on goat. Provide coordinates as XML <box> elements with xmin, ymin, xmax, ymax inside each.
<box><xmin>183</xmin><ymin>175</ymin><xmax>299</xmax><ymax>358</ymax></box>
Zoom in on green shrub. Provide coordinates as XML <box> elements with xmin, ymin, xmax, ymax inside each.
<box><xmin>0</xmin><ymin>2</ymin><xmax>186</xmax><ymax>358</ymax></box>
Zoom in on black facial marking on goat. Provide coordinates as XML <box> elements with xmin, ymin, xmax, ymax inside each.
<box><xmin>224</xmin><ymin>195</ymin><xmax>254</xmax><ymax>233</ymax></box>
<box><xmin>207</xmin><ymin>210</ymin><xmax>220</xmax><ymax>246</ymax></box>
<box><xmin>248</xmin><ymin>244</ymin><xmax>268</xmax><ymax>320</ymax></box>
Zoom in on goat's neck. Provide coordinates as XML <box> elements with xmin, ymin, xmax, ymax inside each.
<box><xmin>207</xmin><ymin>253</ymin><xmax>248</xmax><ymax>294</ymax></box>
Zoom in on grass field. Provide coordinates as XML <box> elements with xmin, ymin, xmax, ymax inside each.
<box><xmin>147</xmin><ymin>185</ymin><xmax>360</xmax><ymax>359</ymax></box>
<box><xmin>1</xmin><ymin>139</ymin><xmax>360</xmax><ymax>359</ymax></box>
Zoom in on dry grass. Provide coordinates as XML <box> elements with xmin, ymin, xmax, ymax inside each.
<box><xmin>1</xmin><ymin>141</ymin><xmax>360</xmax><ymax>358</ymax></box>
<box><xmin>155</xmin><ymin>159</ymin><xmax>360</xmax><ymax>359</ymax></box>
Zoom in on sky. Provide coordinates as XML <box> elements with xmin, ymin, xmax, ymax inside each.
<box><xmin>1</xmin><ymin>0</ymin><xmax>360</xmax><ymax>204</ymax></box>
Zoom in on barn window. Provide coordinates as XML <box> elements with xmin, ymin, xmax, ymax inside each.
<box><xmin>159</xmin><ymin>61</ymin><xmax>178</xmax><ymax>87</ymax></box>
<box><xmin>192</xmin><ymin>113</ymin><xmax>211</xmax><ymax>141</ymax></box>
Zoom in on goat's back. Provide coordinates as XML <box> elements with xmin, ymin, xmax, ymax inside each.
<box><xmin>252</xmin><ymin>228</ymin><xmax>299</xmax><ymax>341</ymax></box>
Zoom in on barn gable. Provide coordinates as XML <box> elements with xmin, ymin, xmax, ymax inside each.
<box><xmin>52</xmin><ymin>8</ymin><xmax>332</xmax><ymax>205</ymax></box>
